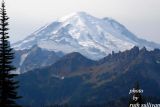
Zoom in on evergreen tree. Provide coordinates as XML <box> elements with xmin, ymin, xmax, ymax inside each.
<box><xmin>0</xmin><ymin>0</ymin><xmax>21</xmax><ymax>106</ymax></box>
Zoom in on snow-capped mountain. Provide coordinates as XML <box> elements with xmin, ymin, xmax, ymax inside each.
<box><xmin>13</xmin><ymin>12</ymin><xmax>160</xmax><ymax>60</ymax></box>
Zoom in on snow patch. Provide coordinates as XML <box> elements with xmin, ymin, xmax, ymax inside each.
<box><xmin>51</xmin><ymin>74</ymin><xmax>65</xmax><ymax>80</ymax></box>
<box><xmin>156</xmin><ymin>60</ymin><xmax>160</xmax><ymax>64</ymax></box>
<box><xmin>20</xmin><ymin>53</ymin><xmax>28</xmax><ymax>65</ymax></box>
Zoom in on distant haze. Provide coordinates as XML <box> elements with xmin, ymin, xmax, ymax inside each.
<box><xmin>5</xmin><ymin>0</ymin><xmax>160</xmax><ymax>44</ymax></box>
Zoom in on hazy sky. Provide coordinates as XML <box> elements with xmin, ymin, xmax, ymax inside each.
<box><xmin>5</xmin><ymin>0</ymin><xmax>160</xmax><ymax>43</ymax></box>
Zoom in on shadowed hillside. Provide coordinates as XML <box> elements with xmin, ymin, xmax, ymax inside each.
<box><xmin>18</xmin><ymin>47</ymin><xmax>160</xmax><ymax>106</ymax></box>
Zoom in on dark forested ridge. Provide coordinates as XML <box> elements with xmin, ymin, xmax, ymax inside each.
<box><xmin>17</xmin><ymin>46</ymin><xmax>160</xmax><ymax>106</ymax></box>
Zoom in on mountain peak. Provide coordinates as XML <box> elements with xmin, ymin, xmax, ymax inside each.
<box><xmin>13</xmin><ymin>12</ymin><xmax>160</xmax><ymax>60</ymax></box>
<box><xmin>72</xmin><ymin>11</ymin><xmax>89</xmax><ymax>16</ymax></box>
<box><xmin>62</xmin><ymin>52</ymin><xmax>88</xmax><ymax>60</ymax></box>
<box><xmin>59</xmin><ymin>11</ymin><xmax>97</xmax><ymax>22</ymax></box>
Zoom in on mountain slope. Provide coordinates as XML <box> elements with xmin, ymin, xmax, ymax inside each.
<box><xmin>18</xmin><ymin>47</ymin><xmax>160</xmax><ymax>106</ymax></box>
<box><xmin>13</xmin><ymin>45</ymin><xmax>63</xmax><ymax>74</ymax></box>
<box><xmin>13</xmin><ymin>12</ymin><xmax>160</xmax><ymax>60</ymax></box>
<box><xmin>49</xmin><ymin>52</ymin><xmax>96</xmax><ymax>77</ymax></box>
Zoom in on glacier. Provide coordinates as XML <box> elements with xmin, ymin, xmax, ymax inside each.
<box><xmin>13</xmin><ymin>12</ymin><xmax>160</xmax><ymax>60</ymax></box>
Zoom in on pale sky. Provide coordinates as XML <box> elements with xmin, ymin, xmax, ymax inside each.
<box><xmin>5</xmin><ymin>0</ymin><xmax>160</xmax><ymax>43</ymax></box>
